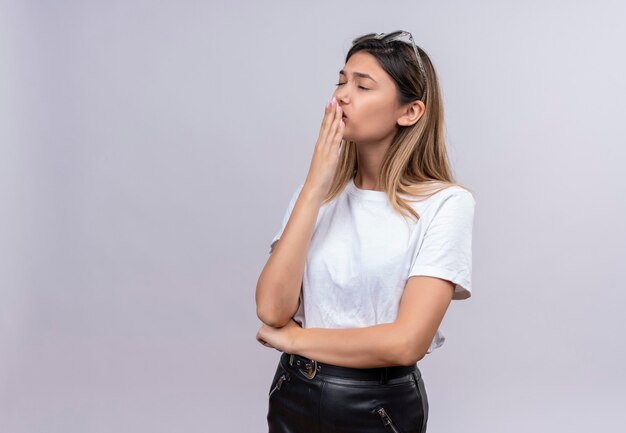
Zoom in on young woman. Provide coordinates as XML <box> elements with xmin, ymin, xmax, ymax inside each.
<box><xmin>255</xmin><ymin>30</ymin><xmax>476</xmax><ymax>433</ymax></box>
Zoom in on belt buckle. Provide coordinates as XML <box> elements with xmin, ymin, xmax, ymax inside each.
<box><xmin>299</xmin><ymin>359</ymin><xmax>318</xmax><ymax>379</ymax></box>
<box><xmin>289</xmin><ymin>354</ymin><xmax>318</xmax><ymax>379</ymax></box>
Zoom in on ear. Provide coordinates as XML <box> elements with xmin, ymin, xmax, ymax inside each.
<box><xmin>397</xmin><ymin>100</ymin><xmax>425</xmax><ymax>127</ymax></box>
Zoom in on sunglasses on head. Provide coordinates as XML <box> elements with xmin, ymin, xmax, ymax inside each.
<box><xmin>352</xmin><ymin>30</ymin><xmax>427</xmax><ymax>100</ymax></box>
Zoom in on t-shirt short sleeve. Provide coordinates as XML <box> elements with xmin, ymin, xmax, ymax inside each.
<box><xmin>407</xmin><ymin>189</ymin><xmax>476</xmax><ymax>300</ymax></box>
<box><xmin>269</xmin><ymin>183</ymin><xmax>305</xmax><ymax>254</ymax></box>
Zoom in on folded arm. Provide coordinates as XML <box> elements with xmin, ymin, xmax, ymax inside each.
<box><xmin>291</xmin><ymin>275</ymin><xmax>455</xmax><ymax>368</ymax></box>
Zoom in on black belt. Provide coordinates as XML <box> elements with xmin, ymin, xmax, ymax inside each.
<box><xmin>281</xmin><ymin>352</ymin><xmax>418</xmax><ymax>382</ymax></box>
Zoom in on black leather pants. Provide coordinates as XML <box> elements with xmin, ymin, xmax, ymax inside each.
<box><xmin>267</xmin><ymin>351</ymin><xmax>429</xmax><ymax>433</ymax></box>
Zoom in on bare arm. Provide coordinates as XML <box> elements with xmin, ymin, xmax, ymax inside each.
<box><xmin>256</xmin><ymin>98</ymin><xmax>345</xmax><ymax>328</ymax></box>
<box><xmin>289</xmin><ymin>276</ymin><xmax>454</xmax><ymax>368</ymax></box>
<box><xmin>291</xmin><ymin>323</ymin><xmax>407</xmax><ymax>368</ymax></box>
<box><xmin>255</xmin><ymin>185</ymin><xmax>324</xmax><ymax>327</ymax></box>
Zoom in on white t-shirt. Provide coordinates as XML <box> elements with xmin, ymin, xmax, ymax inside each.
<box><xmin>269</xmin><ymin>177</ymin><xmax>476</xmax><ymax>354</ymax></box>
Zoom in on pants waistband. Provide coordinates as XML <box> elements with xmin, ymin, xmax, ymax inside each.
<box><xmin>281</xmin><ymin>352</ymin><xmax>419</xmax><ymax>383</ymax></box>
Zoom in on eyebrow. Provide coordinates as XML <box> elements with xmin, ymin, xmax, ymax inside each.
<box><xmin>338</xmin><ymin>69</ymin><xmax>377</xmax><ymax>83</ymax></box>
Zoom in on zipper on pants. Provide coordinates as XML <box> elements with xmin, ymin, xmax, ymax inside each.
<box><xmin>376</xmin><ymin>407</ymin><xmax>402</xmax><ymax>433</ymax></box>
<box><xmin>268</xmin><ymin>373</ymin><xmax>287</xmax><ymax>397</ymax></box>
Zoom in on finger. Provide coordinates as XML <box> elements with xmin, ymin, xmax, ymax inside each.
<box><xmin>334</xmin><ymin>120</ymin><xmax>345</xmax><ymax>147</ymax></box>
<box><xmin>319</xmin><ymin>99</ymin><xmax>335</xmax><ymax>138</ymax></box>
<box><xmin>325</xmin><ymin>103</ymin><xmax>342</xmax><ymax>146</ymax></box>
<box><xmin>333</xmin><ymin>127</ymin><xmax>344</xmax><ymax>157</ymax></box>
<box><xmin>257</xmin><ymin>336</ymin><xmax>272</xmax><ymax>347</ymax></box>
<box><xmin>320</xmin><ymin>99</ymin><xmax>339</xmax><ymax>145</ymax></box>
<box><xmin>321</xmin><ymin>101</ymin><xmax>340</xmax><ymax>148</ymax></box>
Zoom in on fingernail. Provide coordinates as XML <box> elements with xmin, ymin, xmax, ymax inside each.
<box><xmin>332</xmin><ymin>97</ymin><xmax>337</xmax><ymax>105</ymax></box>
<box><xmin>326</xmin><ymin>100</ymin><xmax>330</xmax><ymax>108</ymax></box>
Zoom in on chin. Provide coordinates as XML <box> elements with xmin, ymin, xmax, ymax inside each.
<box><xmin>341</xmin><ymin>126</ymin><xmax>356</xmax><ymax>142</ymax></box>
<box><xmin>342</xmin><ymin>130</ymin><xmax>365</xmax><ymax>143</ymax></box>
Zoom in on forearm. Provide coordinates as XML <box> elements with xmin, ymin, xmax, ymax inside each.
<box><xmin>256</xmin><ymin>184</ymin><xmax>324</xmax><ymax>327</ymax></box>
<box><xmin>291</xmin><ymin>322</ymin><xmax>411</xmax><ymax>368</ymax></box>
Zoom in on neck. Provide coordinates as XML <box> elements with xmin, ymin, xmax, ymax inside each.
<box><xmin>353</xmin><ymin>137</ymin><xmax>393</xmax><ymax>191</ymax></box>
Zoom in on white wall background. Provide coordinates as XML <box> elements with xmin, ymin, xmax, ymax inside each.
<box><xmin>1</xmin><ymin>0</ymin><xmax>625</xmax><ymax>432</ymax></box>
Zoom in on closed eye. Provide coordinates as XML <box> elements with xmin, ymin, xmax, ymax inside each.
<box><xmin>335</xmin><ymin>82</ymin><xmax>369</xmax><ymax>90</ymax></box>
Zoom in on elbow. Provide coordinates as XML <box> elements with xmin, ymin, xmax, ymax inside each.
<box><xmin>256</xmin><ymin>279</ymin><xmax>300</xmax><ymax>328</ymax></box>
<box><xmin>255</xmin><ymin>282</ymin><xmax>288</xmax><ymax>328</ymax></box>
<box><xmin>256</xmin><ymin>306</ymin><xmax>291</xmax><ymax>328</ymax></box>
<box><xmin>395</xmin><ymin>337</ymin><xmax>428</xmax><ymax>366</ymax></box>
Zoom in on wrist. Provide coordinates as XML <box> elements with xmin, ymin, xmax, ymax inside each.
<box><xmin>289</xmin><ymin>325</ymin><xmax>304</xmax><ymax>354</ymax></box>
<box><xmin>300</xmin><ymin>183</ymin><xmax>326</xmax><ymax>205</ymax></box>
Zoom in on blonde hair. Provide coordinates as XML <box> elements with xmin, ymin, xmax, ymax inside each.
<box><xmin>322</xmin><ymin>33</ymin><xmax>474</xmax><ymax>223</ymax></box>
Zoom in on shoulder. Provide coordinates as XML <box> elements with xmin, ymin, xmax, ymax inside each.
<box><xmin>402</xmin><ymin>182</ymin><xmax>476</xmax><ymax>213</ymax></box>
<box><xmin>438</xmin><ymin>185</ymin><xmax>476</xmax><ymax>206</ymax></box>
<box><xmin>430</xmin><ymin>186</ymin><xmax>476</xmax><ymax>219</ymax></box>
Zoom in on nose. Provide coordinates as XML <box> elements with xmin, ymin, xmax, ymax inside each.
<box><xmin>333</xmin><ymin>91</ymin><xmax>348</xmax><ymax>110</ymax></box>
<box><xmin>333</xmin><ymin>85</ymin><xmax>349</xmax><ymax>104</ymax></box>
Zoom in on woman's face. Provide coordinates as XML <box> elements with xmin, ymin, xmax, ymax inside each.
<box><xmin>332</xmin><ymin>51</ymin><xmax>405</xmax><ymax>144</ymax></box>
